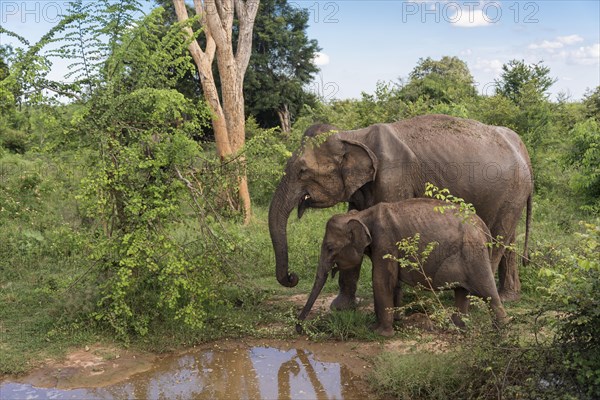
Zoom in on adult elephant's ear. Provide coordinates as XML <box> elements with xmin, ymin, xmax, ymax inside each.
<box><xmin>340</xmin><ymin>139</ymin><xmax>378</xmax><ymax>198</ymax></box>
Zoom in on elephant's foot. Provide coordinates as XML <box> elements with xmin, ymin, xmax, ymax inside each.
<box><xmin>499</xmin><ymin>290</ymin><xmax>521</xmax><ymax>302</ymax></box>
<box><xmin>374</xmin><ymin>325</ymin><xmax>395</xmax><ymax>337</ymax></box>
<box><xmin>330</xmin><ymin>293</ymin><xmax>357</xmax><ymax>311</ymax></box>
<box><xmin>451</xmin><ymin>313</ymin><xmax>466</xmax><ymax>329</ymax></box>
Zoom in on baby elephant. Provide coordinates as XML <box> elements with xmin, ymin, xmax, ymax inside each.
<box><xmin>297</xmin><ymin>198</ymin><xmax>508</xmax><ymax>337</ymax></box>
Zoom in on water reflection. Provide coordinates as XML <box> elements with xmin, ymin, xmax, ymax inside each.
<box><xmin>1</xmin><ymin>346</ymin><xmax>369</xmax><ymax>399</ymax></box>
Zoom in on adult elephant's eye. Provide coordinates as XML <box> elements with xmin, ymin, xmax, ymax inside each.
<box><xmin>299</xmin><ymin>166</ymin><xmax>309</xmax><ymax>179</ymax></box>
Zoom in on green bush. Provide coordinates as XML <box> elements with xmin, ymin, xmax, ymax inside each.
<box><xmin>76</xmin><ymin>88</ymin><xmax>219</xmax><ymax>338</ymax></box>
<box><xmin>244</xmin><ymin>125</ymin><xmax>292</xmax><ymax>206</ymax></box>
<box><xmin>540</xmin><ymin>221</ymin><xmax>600</xmax><ymax>396</ymax></box>
<box><xmin>369</xmin><ymin>351</ymin><xmax>467</xmax><ymax>400</ymax></box>
<box><xmin>567</xmin><ymin>119</ymin><xmax>600</xmax><ymax>211</ymax></box>
<box><xmin>1</xmin><ymin>128</ymin><xmax>29</xmax><ymax>153</ymax></box>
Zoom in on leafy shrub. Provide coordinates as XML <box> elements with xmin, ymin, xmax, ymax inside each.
<box><xmin>1</xmin><ymin>128</ymin><xmax>29</xmax><ymax>153</ymax></box>
<box><xmin>244</xmin><ymin>126</ymin><xmax>292</xmax><ymax>206</ymax></box>
<box><xmin>566</xmin><ymin>119</ymin><xmax>600</xmax><ymax>211</ymax></box>
<box><xmin>540</xmin><ymin>221</ymin><xmax>600</xmax><ymax>397</ymax></box>
<box><xmin>76</xmin><ymin>88</ymin><xmax>220</xmax><ymax>338</ymax></box>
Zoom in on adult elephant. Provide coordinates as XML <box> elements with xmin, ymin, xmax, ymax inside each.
<box><xmin>268</xmin><ymin>114</ymin><xmax>533</xmax><ymax>305</ymax></box>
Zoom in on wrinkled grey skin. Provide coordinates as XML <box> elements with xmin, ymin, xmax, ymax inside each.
<box><xmin>297</xmin><ymin>199</ymin><xmax>509</xmax><ymax>337</ymax></box>
<box><xmin>268</xmin><ymin>114</ymin><xmax>533</xmax><ymax>304</ymax></box>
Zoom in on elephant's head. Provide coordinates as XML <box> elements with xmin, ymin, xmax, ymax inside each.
<box><xmin>297</xmin><ymin>214</ymin><xmax>372</xmax><ymax>326</ymax></box>
<box><xmin>268</xmin><ymin>125</ymin><xmax>378</xmax><ymax>287</ymax></box>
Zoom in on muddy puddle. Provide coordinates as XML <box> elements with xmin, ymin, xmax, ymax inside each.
<box><xmin>0</xmin><ymin>343</ymin><xmax>372</xmax><ymax>399</ymax></box>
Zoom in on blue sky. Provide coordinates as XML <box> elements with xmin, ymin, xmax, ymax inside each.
<box><xmin>304</xmin><ymin>0</ymin><xmax>600</xmax><ymax>100</ymax></box>
<box><xmin>1</xmin><ymin>0</ymin><xmax>598</xmax><ymax>100</ymax></box>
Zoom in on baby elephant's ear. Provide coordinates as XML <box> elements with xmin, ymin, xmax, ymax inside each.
<box><xmin>347</xmin><ymin>219</ymin><xmax>372</xmax><ymax>250</ymax></box>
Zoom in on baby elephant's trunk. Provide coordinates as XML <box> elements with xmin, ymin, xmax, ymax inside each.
<box><xmin>296</xmin><ymin>268</ymin><xmax>329</xmax><ymax>333</ymax></box>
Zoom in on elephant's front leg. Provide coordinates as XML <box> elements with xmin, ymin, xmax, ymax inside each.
<box><xmin>330</xmin><ymin>264</ymin><xmax>361</xmax><ymax>311</ymax></box>
<box><xmin>372</xmin><ymin>259</ymin><xmax>397</xmax><ymax>337</ymax></box>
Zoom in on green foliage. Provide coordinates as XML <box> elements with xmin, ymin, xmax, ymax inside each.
<box><xmin>294</xmin><ymin>99</ymin><xmax>363</xmax><ymax>131</ymax></box>
<box><xmin>244</xmin><ymin>0</ymin><xmax>320</xmax><ymax>129</ymax></box>
<box><xmin>471</xmin><ymin>94</ymin><xmax>520</xmax><ymax>131</ymax></box>
<box><xmin>495</xmin><ymin>59</ymin><xmax>556</xmax><ymax>103</ymax></box>
<box><xmin>355</xmin><ymin>81</ymin><xmax>407</xmax><ymax>126</ymax></box>
<box><xmin>566</xmin><ymin>119</ymin><xmax>600</xmax><ymax>210</ymax></box>
<box><xmin>108</xmin><ymin>9</ymin><xmax>198</xmax><ymax>91</ymax></box>
<box><xmin>423</xmin><ymin>182</ymin><xmax>476</xmax><ymax>222</ymax></box>
<box><xmin>244</xmin><ymin>125</ymin><xmax>292</xmax><ymax>206</ymax></box>
<box><xmin>400</xmin><ymin>56</ymin><xmax>478</xmax><ymax>110</ymax></box>
<box><xmin>0</xmin><ymin>128</ymin><xmax>29</xmax><ymax>153</ymax></box>
<box><xmin>0</xmin><ymin>151</ymin><xmax>96</xmax><ymax>374</ymax></box>
<box><xmin>384</xmin><ymin>233</ymin><xmax>438</xmax><ymax>272</ymax></box>
<box><xmin>583</xmin><ymin>86</ymin><xmax>600</xmax><ymax>120</ymax></box>
<box><xmin>491</xmin><ymin>60</ymin><xmax>555</xmax><ymax>145</ymax></box>
<box><xmin>49</xmin><ymin>0</ymin><xmax>143</xmax><ymax>93</ymax></box>
<box><xmin>76</xmin><ymin>86</ymin><xmax>216</xmax><ymax>337</ymax></box>
<box><xmin>64</xmin><ymin>8</ymin><xmax>235</xmax><ymax>338</ymax></box>
<box><xmin>539</xmin><ymin>222</ymin><xmax>600</xmax><ymax>396</ymax></box>
<box><xmin>299</xmin><ymin>310</ymin><xmax>378</xmax><ymax>341</ymax></box>
<box><xmin>369</xmin><ymin>351</ymin><xmax>467</xmax><ymax>400</ymax></box>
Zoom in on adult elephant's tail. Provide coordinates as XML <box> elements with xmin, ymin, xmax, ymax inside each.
<box><xmin>522</xmin><ymin>194</ymin><xmax>532</xmax><ymax>266</ymax></box>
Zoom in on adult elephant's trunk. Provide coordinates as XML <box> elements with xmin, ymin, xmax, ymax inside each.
<box><xmin>296</xmin><ymin>263</ymin><xmax>330</xmax><ymax>333</ymax></box>
<box><xmin>269</xmin><ymin>172</ymin><xmax>300</xmax><ymax>287</ymax></box>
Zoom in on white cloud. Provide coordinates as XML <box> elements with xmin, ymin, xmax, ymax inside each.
<box><xmin>528</xmin><ymin>34</ymin><xmax>584</xmax><ymax>51</ymax></box>
<box><xmin>450</xmin><ymin>9</ymin><xmax>492</xmax><ymax>28</ymax></box>
<box><xmin>528</xmin><ymin>33</ymin><xmax>598</xmax><ymax>65</ymax></box>
<box><xmin>460</xmin><ymin>49</ymin><xmax>473</xmax><ymax>56</ymax></box>
<box><xmin>557</xmin><ymin>35</ymin><xmax>584</xmax><ymax>45</ymax></box>
<box><xmin>569</xmin><ymin>43</ymin><xmax>600</xmax><ymax>65</ymax></box>
<box><xmin>314</xmin><ymin>52</ymin><xmax>330</xmax><ymax>66</ymax></box>
<box><xmin>529</xmin><ymin>40</ymin><xmax>564</xmax><ymax>50</ymax></box>
<box><xmin>473</xmin><ymin>58</ymin><xmax>503</xmax><ymax>74</ymax></box>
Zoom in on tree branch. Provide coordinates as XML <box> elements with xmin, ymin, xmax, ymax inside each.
<box><xmin>234</xmin><ymin>0</ymin><xmax>259</xmax><ymax>82</ymax></box>
<box><xmin>193</xmin><ymin>0</ymin><xmax>216</xmax><ymax>64</ymax></box>
<box><xmin>203</xmin><ymin>0</ymin><xmax>228</xmax><ymax>47</ymax></box>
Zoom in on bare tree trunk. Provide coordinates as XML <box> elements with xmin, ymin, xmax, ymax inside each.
<box><xmin>172</xmin><ymin>0</ymin><xmax>258</xmax><ymax>224</ymax></box>
<box><xmin>277</xmin><ymin>103</ymin><xmax>291</xmax><ymax>133</ymax></box>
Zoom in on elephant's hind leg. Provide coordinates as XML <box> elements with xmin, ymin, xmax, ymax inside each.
<box><xmin>498</xmin><ymin>246</ymin><xmax>521</xmax><ymax>302</ymax></box>
<box><xmin>492</xmin><ymin>216</ymin><xmax>521</xmax><ymax>302</ymax></box>
<box><xmin>451</xmin><ymin>287</ymin><xmax>469</xmax><ymax>328</ymax></box>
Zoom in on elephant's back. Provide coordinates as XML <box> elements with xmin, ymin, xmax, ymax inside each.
<box><xmin>376</xmin><ymin>199</ymin><xmax>488</xmax><ymax>243</ymax></box>
<box><xmin>386</xmin><ymin>115</ymin><xmax>531</xmax><ymax>226</ymax></box>
<box><xmin>391</xmin><ymin>114</ymin><xmax>508</xmax><ymax>146</ymax></box>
